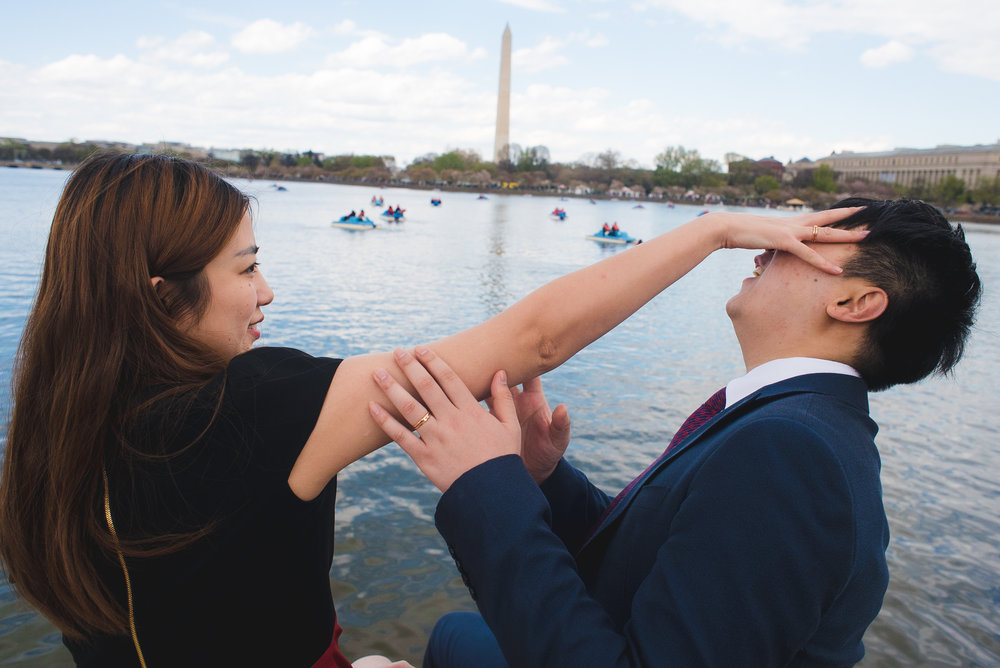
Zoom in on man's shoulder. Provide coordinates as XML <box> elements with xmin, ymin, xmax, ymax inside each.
<box><xmin>739</xmin><ymin>373</ymin><xmax>871</xmax><ymax>421</ymax></box>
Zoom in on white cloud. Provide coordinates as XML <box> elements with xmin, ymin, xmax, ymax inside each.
<box><xmin>137</xmin><ymin>30</ymin><xmax>229</xmax><ymax>68</ymax></box>
<box><xmin>498</xmin><ymin>0</ymin><xmax>567</xmax><ymax>12</ymax></box>
<box><xmin>332</xmin><ymin>20</ymin><xmax>358</xmax><ymax>35</ymax></box>
<box><xmin>860</xmin><ymin>40</ymin><xmax>914</xmax><ymax>68</ymax></box>
<box><xmin>1</xmin><ymin>50</ymin><xmax>493</xmax><ymax>164</ymax></box>
<box><xmin>931</xmin><ymin>38</ymin><xmax>1000</xmax><ymax>82</ymax></box>
<box><xmin>325</xmin><ymin>33</ymin><xmax>478</xmax><ymax>68</ymax></box>
<box><xmin>231</xmin><ymin>19</ymin><xmax>313</xmax><ymax>54</ymax></box>
<box><xmin>38</xmin><ymin>54</ymin><xmax>150</xmax><ymax>85</ymax></box>
<box><xmin>636</xmin><ymin>0</ymin><xmax>1000</xmax><ymax>81</ymax></box>
<box><xmin>513</xmin><ymin>37</ymin><xmax>570</xmax><ymax>73</ymax></box>
<box><xmin>569</xmin><ymin>29</ymin><xmax>610</xmax><ymax>47</ymax></box>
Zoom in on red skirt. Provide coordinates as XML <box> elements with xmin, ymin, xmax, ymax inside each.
<box><xmin>311</xmin><ymin>620</ymin><xmax>353</xmax><ymax>668</ymax></box>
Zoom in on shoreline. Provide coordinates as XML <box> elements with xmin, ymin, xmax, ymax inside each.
<box><xmin>5</xmin><ymin>161</ymin><xmax>997</xmax><ymax>226</ymax></box>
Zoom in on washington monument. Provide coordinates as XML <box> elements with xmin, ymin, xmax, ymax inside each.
<box><xmin>494</xmin><ymin>24</ymin><xmax>511</xmax><ymax>164</ymax></box>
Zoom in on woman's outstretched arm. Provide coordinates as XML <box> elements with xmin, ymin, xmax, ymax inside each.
<box><xmin>288</xmin><ymin>208</ymin><xmax>866</xmax><ymax>500</ymax></box>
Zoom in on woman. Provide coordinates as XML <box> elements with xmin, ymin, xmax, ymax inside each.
<box><xmin>0</xmin><ymin>152</ymin><xmax>864</xmax><ymax>667</ymax></box>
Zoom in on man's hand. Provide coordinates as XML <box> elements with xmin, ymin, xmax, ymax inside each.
<box><xmin>509</xmin><ymin>376</ymin><xmax>571</xmax><ymax>484</ymax></box>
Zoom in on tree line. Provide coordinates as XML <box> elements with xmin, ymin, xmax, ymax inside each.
<box><xmin>3</xmin><ymin>137</ymin><xmax>998</xmax><ymax>214</ymax></box>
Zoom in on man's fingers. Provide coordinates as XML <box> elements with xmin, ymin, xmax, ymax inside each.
<box><xmin>488</xmin><ymin>370</ymin><xmax>517</xmax><ymax>426</ymax></box>
<box><xmin>521</xmin><ymin>376</ymin><xmax>543</xmax><ymax>393</ymax></box>
<box><xmin>551</xmin><ymin>404</ymin><xmax>570</xmax><ymax>433</ymax></box>
<box><xmin>549</xmin><ymin>404</ymin><xmax>571</xmax><ymax>448</ymax></box>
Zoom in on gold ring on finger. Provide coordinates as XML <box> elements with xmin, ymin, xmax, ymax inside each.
<box><xmin>411</xmin><ymin>412</ymin><xmax>432</xmax><ymax>431</ymax></box>
<box><xmin>811</xmin><ymin>225</ymin><xmax>820</xmax><ymax>242</ymax></box>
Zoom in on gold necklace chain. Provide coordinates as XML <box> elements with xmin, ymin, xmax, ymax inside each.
<box><xmin>102</xmin><ymin>469</ymin><xmax>148</xmax><ymax>668</ymax></box>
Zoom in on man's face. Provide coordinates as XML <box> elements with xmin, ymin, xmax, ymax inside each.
<box><xmin>725</xmin><ymin>242</ymin><xmax>860</xmax><ymax>353</ymax></box>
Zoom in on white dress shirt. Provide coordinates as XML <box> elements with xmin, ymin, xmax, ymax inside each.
<box><xmin>724</xmin><ymin>357</ymin><xmax>860</xmax><ymax>409</ymax></box>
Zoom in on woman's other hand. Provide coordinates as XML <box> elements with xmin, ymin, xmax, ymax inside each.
<box><xmin>703</xmin><ymin>206</ymin><xmax>870</xmax><ymax>274</ymax></box>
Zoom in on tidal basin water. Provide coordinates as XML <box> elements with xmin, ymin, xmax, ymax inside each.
<box><xmin>0</xmin><ymin>167</ymin><xmax>998</xmax><ymax>667</ymax></box>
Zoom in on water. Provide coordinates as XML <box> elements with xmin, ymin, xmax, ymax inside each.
<box><xmin>1</xmin><ymin>167</ymin><xmax>998</xmax><ymax>667</ymax></box>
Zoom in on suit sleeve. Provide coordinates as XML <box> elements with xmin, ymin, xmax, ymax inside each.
<box><xmin>538</xmin><ymin>457</ymin><xmax>613</xmax><ymax>553</ymax></box>
<box><xmin>434</xmin><ymin>418</ymin><xmax>857</xmax><ymax>668</ymax></box>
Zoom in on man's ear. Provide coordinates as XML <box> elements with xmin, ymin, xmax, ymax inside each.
<box><xmin>827</xmin><ymin>285</ymin><xmax>888</xmax><ymax>323</ymax></box>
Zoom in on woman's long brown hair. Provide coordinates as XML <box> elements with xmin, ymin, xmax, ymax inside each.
<box><xmin>0</xmin><ymin>152</ymin><xmax>249</xmax><ymax>638</ymax></box>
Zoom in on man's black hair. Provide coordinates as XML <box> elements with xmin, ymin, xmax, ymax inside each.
<box><xmin>829</xmin><ymin>197</ymin><xmax>981</xmax><ymax>391</ymax></box>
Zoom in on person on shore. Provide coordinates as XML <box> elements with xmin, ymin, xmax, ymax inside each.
<box><xmin>0</xmin><ymin>151</ymin><xmax>867</xmax><ymax>667</ymax></box>
<box><xmin>369</xmin><ymin>198</ymin><xmax>981</xmax><ymax>668</ymax></box>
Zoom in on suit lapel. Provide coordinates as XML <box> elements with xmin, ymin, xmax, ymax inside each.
<box><xmin>576</xmin><ymin>373</ymin><xmax>868</xmax><ymax>555</ymax></box>
<box><xmin>576</xmin><ymin>404</ymin><xmax>736</xmax><ymax>553</ymax></box>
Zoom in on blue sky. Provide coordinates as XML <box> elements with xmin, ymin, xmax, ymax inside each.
<box><xmin>1</xmin><ymin>0</ymin><xmax>997</xmax><ymax>168</ymax></box>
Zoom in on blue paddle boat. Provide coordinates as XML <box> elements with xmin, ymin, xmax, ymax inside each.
<box><xmin>331</xmin><ymin>214</ymin><xmax>377</xmax><ymax>230</ymax></box>
<box><xmin>381</xmin><ymin>207</ymin><xmax>405</xmax><ymax>221</ymax></box>
<box><xmin>586</xmin><ymin>227</ymin><xmax>641</xmax><ymax>245</ymax></box>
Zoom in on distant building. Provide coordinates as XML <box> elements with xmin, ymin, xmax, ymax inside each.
<box><xmin>208</xmin><ymin>147</ymin><xmax>242</xmax><ymax>162</ymax></box>
<box><xmin>754</xmin><ymin>156</ymin><xmax>785</xmax><ymax>180</ymax></box>
<box><xmin>137</xmin><ymin>142</ymin><xmax>208</xmax><ymax>159</ymax></box>
<box><xmin>816</xmin><ymin>143</ymin><xmax>1000</xmax><ymax>187</ymax></box>
<box><xmin>782</xmin><ymin>157</ymin><xmax>815</xmax><ymax>184</ymax></box>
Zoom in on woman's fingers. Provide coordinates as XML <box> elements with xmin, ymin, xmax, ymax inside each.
<box><xmin>411</xmin><ymin>346</ymin><xmax>481</xmax><ymax>411</ymax></box>
<box><xmin>373</xmin><ymin>362</ymin><xmax>436</xmax><ymax>431</ymax></box>
<box><xmin>368</xmin><ymin>400</ymin><xmax>423</xmax><ymax>451</ymax></box>
<box><xmin>390</xmin><ymin>347</ymin><xmax>454</xmax><ymax>417</ymax></box>
<box><xmin>782</xmin><ymin>243</ymin><xmax>844</xmax><ymax>274</ymax></box>
<box><xmin>796</xmin><ymin>205</ymin><xmax>863</xmax><ymax>226</ymax></box>
<box><xmin>370</xmin><ymin>354</ymin><xmax>521</xmax><ymax>493</ymax></box>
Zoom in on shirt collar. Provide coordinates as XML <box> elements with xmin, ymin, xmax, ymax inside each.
<box><xmin>724</xmin><ymin>357</ymin><xmax>860</xmax><ymax>408</ymax></box>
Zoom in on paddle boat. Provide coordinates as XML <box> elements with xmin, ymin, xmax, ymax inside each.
<box><xmin>371</xmin><ymin>196</ymin><xmax>384</xmax><ymax>206</ymax></box>
<box><xmin>271</xmin><ymin>184</ymin><xmax>287</xmax><ymax>191</ymax></box>
<box><xmin>586</xmin><ymin>225</ymin><xmax>641</xmax><ymax>245</ymax></box>
<box><xmin>331</xmin><ymin>214</ymin><xmax>377</xmax><ymax>230</ymax></box>
<box><xmin>550</xmin><ymin>208</ymin><xmax>567</xmax><ymax>220</ymax></box>
<box><xmin>632</xmin><ymin>204</ymin><xmax>644</xmax><ymax>209</ymax></box>
<box><xmin>431</xmin><ymin>198</ymin><xmax>442</xmax><ymax>206</ymax></box>
<box><xmin>477</xmin><ymin>194</ymin><xmax>488</xmax><ymax>200</ymax></box>
<box><xmin>381</xmin><ymin>207</ymin><xmax>405</xmax><ymax>222</ymax></box>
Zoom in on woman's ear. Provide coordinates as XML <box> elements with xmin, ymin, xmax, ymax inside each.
<box><xmin>150</xmin><ymin>276</ymin><xmax>164</xmax><ymax>292</ymax></box>
<box><xmin>827</xmin><ymin>285</ymin><xmax>888</xmax><ymax>323</ymax></box>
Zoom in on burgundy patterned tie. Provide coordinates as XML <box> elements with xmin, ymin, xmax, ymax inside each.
<box><xmin>588</xmin><ymin>387</ymin><xmax>727</xmax><ymax>535</ymax></box>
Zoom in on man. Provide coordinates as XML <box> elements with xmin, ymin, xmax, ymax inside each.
<box><xmin>374</xmin><ymin>199</ymin><xmax>981</xmax><ymax>667</ymax></box>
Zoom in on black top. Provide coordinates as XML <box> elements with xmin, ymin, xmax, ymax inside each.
<box><xmin>65</xmin><ymin>347</ymin><xmax>343</xmax><ymax>667</ymax></box>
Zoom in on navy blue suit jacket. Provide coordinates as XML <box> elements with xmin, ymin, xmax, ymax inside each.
<box><xmin>435</xmin><ymin>373</ymin><xmax>890</xmax><ymax>667</ymax></box>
